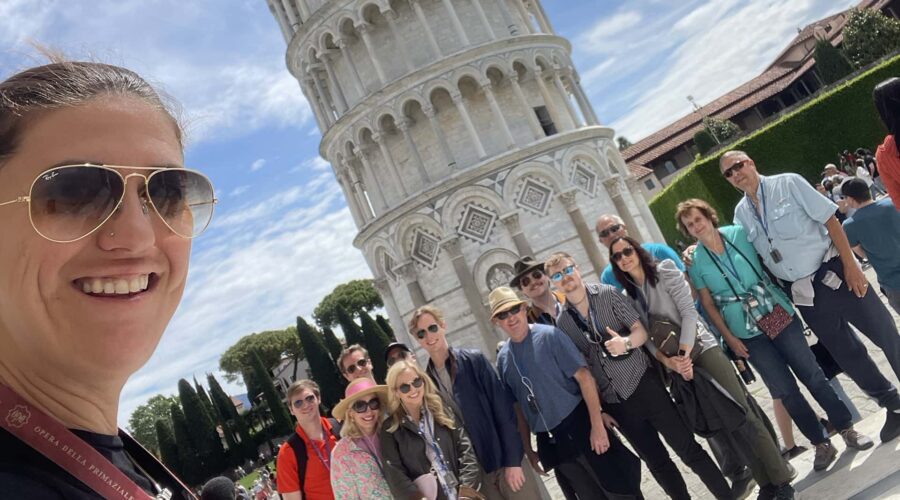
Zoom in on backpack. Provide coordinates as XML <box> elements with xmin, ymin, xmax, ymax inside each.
<box><xmin>286</xmin><ymin>418</ymin><xmax>342</xmax><ymax>496</ymax></box>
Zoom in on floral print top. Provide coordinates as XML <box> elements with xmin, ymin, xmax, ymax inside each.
<box><xmin>330</xmin><ymin>435</ymin><xmax>392</xmax><ymax>500</ymax></box>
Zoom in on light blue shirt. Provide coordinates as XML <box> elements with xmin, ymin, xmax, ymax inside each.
<box><xmin>843</xmin><ymin>198</ymin><xmax>900</xmax><ymax>290</ymax></box>
<box><xmin>601</xmin><ymin>242</ymin><xmax>685</xmax><ymax>290</ymax></box>
<box><xmin>734</xmin><ymin>173</ymin><xmax>837</xmax><ymax>282</ymax></box>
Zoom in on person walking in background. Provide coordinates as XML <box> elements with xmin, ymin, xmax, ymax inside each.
<box><xmin>676</xmin><ymin>198</ymin><xmax>873</xmax><ymax>473</ymax></box>
<box><xmin>411</xmin><ymin>305</ymin><xmax>545</xmax><ymax>500</ymax></box>
<box><xmin>330</xmin><ymin>378</ymin><xmax>392</xmax><ymax>500</ymax></box>
<box><xmin>841</xmin><ymin>177</ymin><xmax>900</xmax><ymax>314</ymax></box>
<box><xmin>719</xmin><ymin>149</ymin><xmax>900</xmax><ymax>444</ymax></box>
<box><xmin>874</xmin><ymin>77</ymin><xmax>900</xmax><ymax>208</ymax></box>
<box><xmin>380</xmin><ymin>360</ymin><xmax>481</xmax><ymax>500</ymax></box>
<box><xmin>609</xmin><ymin>235</ymin><xmax>795</xmax><ymax>499</ymax></box>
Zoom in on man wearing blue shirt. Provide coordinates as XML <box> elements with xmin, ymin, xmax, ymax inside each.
<box><xmin>595</xmin><ymin>214</ymin><xmax>685</xmax><ymax>289</ymax></box>
<box><xmin>721</xmin><ymin>150</ymin><xmax>900</xmax><ymax>443</ymax></box>
<box><xmin>841</xmin><ymin>178</ymin><xmax>900</xmax><ymax>315</ymax></box>
<box><xmin>489</xmin><ymin>287</ymin><xmax>643</xmax><ymax>499</ymax></box>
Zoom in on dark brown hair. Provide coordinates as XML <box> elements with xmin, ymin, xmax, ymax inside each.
<box><xmin>674</xmin><ymin>198</ymin><xmax>720</xmax><ymax>238</ymax></box>
<box><xmin>0</xmin><ymin>59</ymin><xmax>183</xmax><ymax>164</ymax></box>
<box><xmin>609</xmin><ymin>236</ymin><xmax>659</xmax><ymax>300</ymax></box>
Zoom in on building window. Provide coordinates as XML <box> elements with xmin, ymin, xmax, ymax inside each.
<box><xmin>644</xmin><ymin>179</ymin><xmax>655</xmax><ymax>190</ymax></box>
<box><xmin>664</xmin><ymin>161</ymin><xmax>677</xmax><ymax>175</ymax></box>
<box><xmin>534</xmin><ymin>106</ymin><xmax>557</xmax><ymax>136</ymax></box>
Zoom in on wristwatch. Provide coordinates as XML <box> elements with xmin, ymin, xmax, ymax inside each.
<box><xmin>623</xmin><ymin>336</ymin><xmax>633</xmax><ymax>351</ymax></box>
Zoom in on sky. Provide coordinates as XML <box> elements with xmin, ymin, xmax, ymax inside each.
<box><xmin>0</xmin><ymin>0</ymin><xmax>858</xmax><ymax>425</ymax></box>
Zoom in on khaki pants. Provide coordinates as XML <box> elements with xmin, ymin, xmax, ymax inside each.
<box><xmin>478</xmin><ymin>458</ymin><xmax>549</xmax><ymax>500</ymax></box>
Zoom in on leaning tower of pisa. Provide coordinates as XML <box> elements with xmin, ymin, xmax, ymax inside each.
<box><xmin>268</xmin><ymin>0</ymin><xmax>665</xmax><ymax>354</ymax></box>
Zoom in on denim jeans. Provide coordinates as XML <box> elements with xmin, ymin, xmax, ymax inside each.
<box><xmin>884</xmin><ymin>286</ymin><xmax>900</xmax><ymax>316</ymax></box>
<box><xmin>743</xmin><ymin>317</ymin><xmax>852</xmax><ymax>445</ymax></box>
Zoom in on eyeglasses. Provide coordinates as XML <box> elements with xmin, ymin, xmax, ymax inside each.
<box><xmin>495</xmin><ymin>303</ymin><xmax>523</xmax><ymax>321</ymax></box>
<box><xmin>0</xmin><ymin>164</ymin><xmax>216</xmax><ymax>243</ymax></box>
<box><xmin>351</xmin><ymin>397</ymin><xmax>381</xmax><ymax>414</ymax></box>
<box><xmin>291</xmin><ymin>394</ymin><xmax>317</xmax><ymax>409</ymax></box>
<box><xmin>387</xmin><ymin>350</ymin><xmax>411</xmax><ymax>367</ymax></box>
<box><xmin>397</xmin><ymin>376</ymin><xmax>425</xmax><ymax>394</ymax></box>
<box><xmin>722</xmin><ymin>160</ymin><xmax>746</xmax><ymax>179</ymax></box>
<box><xmin>550</xmin><ymin>265</ymin><xmax>576</xmax><ymax>282</ymax></box>
<box><xmin>415</xmin><ymin>324</ymin><xmax>439</xmax><ymax>339</ymax></box>
<box><xmin>612</xmin><ymin>246</ymin><xmax>636</xmax><ymax>263</ymax></box>
<box><xmin>344</xmin><ymin>358</ymin><xmax>370</xmax><ymax>375</ymax></box>
<box><xmin>598</xmin><ymin>223</ymin><xmax>623</xmax><ymax>239</ymax></box>
<box><xmin>519</xmin><ymin>270</ymin><xmax>544</xmax><ymax>288</ymax></box>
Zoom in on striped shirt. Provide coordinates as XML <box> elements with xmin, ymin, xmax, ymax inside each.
<box><xmin>555</xmin><ymin>283</ymin><xmax>649</xmax><ymax>403</ymax></box>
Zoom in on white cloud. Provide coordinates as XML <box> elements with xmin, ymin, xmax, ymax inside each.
<box><xmin>578</xmin><ymin>10</ymin><xmax>643</xmax><ymax>51</ymax></box>
<box><xmin>291</xmin><ymin>156</ymin><xmax>331</xmax><ymax>174</ymax></box>
<box><xmin>229</xmin><ymin>185</ymin><xmax>251</xmax><ymax>197</ymax></box>
<box><xmin>250</xmin><ymin>158</ymin><xmax>266</xmax><ymax>172</ymax></box>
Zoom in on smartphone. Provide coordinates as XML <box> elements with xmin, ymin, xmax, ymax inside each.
<box><xmin>677</xmin><ymin>349</ymin><xmax>687</xmax><ymax>357</ymax></box>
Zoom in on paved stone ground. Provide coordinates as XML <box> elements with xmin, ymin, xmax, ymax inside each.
<box><xmin>538</xmin><ymin>266</ymin><xmax>900</xmax><ymax>499</ymax></box>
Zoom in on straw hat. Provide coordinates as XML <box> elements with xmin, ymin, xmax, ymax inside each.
<box><xmin>488</xmin><ymin>287</ymin><xmax>526</xmax><ymax>319</ymax></box>
<box><xmin>332</xmin><ymin>378</ymin><xmax>388</xmax><ymax>421</ymax></box>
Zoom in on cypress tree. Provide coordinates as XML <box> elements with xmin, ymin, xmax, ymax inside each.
<box><xmin>296</xmin><ymin>316</ymin><xmax>345</xmax><ymax>409</ymax></box>
<box><xmin>208</xmin><ymin>373</ymin><xmax>256</xmax><ymax>461</ymax></box>
<box><xmin>376</xmin><ymin>314</ymin><xmax>396</xmax><ymax>341</ymax></box>
<box><xmin>360</xmin><ymin>311</ymin><xmax>393</xmax><ymax>382</ymax></box>
<box><xmin>814</xmin><ymin>38</ymin><xmax>853</xmax><ymax>84</ymax></box>
<box><xmin>335</xmin><ymin>306</ymin><xmax>365</xmax><ymax>347</ymax></box>
<box><xmin>194</xmin><ymin>377</ymin><xmax>217</xmax><ymax>424</ymax></box>
<box><xmin>178</xmin><ymin>379</ymin><xmax>226</xmax><ymax>478</ymax></box>
<box><xmin>322</xmin><ymin>327</ymin><xmax>343</xmax><ymax>362</ymax></box>
<box><xmin>155</xmin><ymin>419</ymin><xmax>182</xmax><ymax>478</ymax></box>
<box><xmin>170</xmin><ymin>403</ymin><xmax>201</xmax><ymax>485</ymax></box>
<box><xmin>250</xmin><ymin>350</ymin><xmax>294</xmax><ymax>435</ymax></box>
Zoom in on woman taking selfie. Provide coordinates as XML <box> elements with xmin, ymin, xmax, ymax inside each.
<box><xmin>380</xmin><ymin>360</ymin><xmax>481</xmax><ymax>500</ymax></box>
<box><xmin>609</xmin><ymin>235</ymin><xmax>794</xmax><ymax>498</ymax></box>
<box><xmin>0</xmin><ymin>59</ymin><xmax>216</xmax><ymax>498</ymax></box>
<box><xmin>330</xmin><ymin>378</ymin><xmax>392</xmax><ymax>500</ymax></box>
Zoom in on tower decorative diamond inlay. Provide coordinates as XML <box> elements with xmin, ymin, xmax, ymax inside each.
<box><xmin>571</xmin><ymin>159</ymin><xmax>597</xmax><ymax>196</ymax></box>
<box><xmin>516</xmin><ymin>177</ymin><xmax>553</xmax><ymax>216</ymax></box>
<box><xmin>410</xmin><ymin>228</ymin><xmax>440</xmax><ymax>268</ymax></box>
<box><xmin>458</xmin><ymin>204</ymin><xmax>497</xmax><ymax>243</ymax></box>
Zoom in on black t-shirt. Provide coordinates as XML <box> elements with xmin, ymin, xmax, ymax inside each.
<box><xmin>0</xmin><ymin>426</ymin><xmax>193</xmax><ymax>499</ymax></box>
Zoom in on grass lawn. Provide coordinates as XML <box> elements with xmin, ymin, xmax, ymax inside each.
<box><xmin>237</xmin><ymin>459</ymin><xmax>275</xmax><ymax>489</ymax></box>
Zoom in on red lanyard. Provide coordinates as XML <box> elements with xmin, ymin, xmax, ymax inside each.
<box><xmin>0</xmin><ymin>384</ymin><xmax>155</xmax><ymax>500</ymax></box>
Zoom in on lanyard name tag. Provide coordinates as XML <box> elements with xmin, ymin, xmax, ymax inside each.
<box><xmin>746</xmin><ymin>296</ymin><xmax>760</xmax><ymax>309</ymax></box>
<box><xmin>770</xmin><ymin>248</ymin><xmax>783</xmax><ymax>263</ymax></box>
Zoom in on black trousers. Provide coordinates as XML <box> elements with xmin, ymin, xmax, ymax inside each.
<box><xmin>605</xmin><ymin>370</ymin><xmax>732</xmax><ymax>500</ymax></box>
<box><xmin>537</xmin><ymin>401</ymin><xmax>643</xmax><ymax>499</ymax></box>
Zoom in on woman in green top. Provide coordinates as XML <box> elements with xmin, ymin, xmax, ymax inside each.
<box><xmin>676</xmin><ymin>199</ymin><xmax>872</xmax><ymax>473</ymax></box>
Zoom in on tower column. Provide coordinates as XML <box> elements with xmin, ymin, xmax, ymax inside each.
<box><xmin>373</xmin><ymin>278</ymin><xmax>412</xmax><ymax>346</ymax></box>
<box><xmin>440</xmin><ymin>0</ymin><xmax>470</xmax><ymax>46</ymax></box>
<box><xmin>345</xmin><ymin>161</ymin><xmax>375</xmax><ymax>219</ymax></box>
<box><xmin>422</xmin><ymin>104</ymin><xmax>456</xmax><ymax>171</ymax></box>
<box><xmin>500</xmin><ymin>212</ymin><xmax>534</xmax><ymax>256</ymax></box>
<box><xmin>480</xmin><ymin>80</ymin><xmax>516</xmax><ymax>149</ymax></box>
<box><xmin>396</xmin><ymin>261</ymin><xmax>427</xmax><ymax>308</ymax></box>
<box><xmin>558</xmin><ymin>188</ymin><xmax>608</xmax><ymax>275</ymax></box>
<box><xmin>552</xmin><ymin>70</ymin><xmax>581</xmax><ymax>127</ymax></box>
<box><xmin>527</xmin><ymin>0</ymin><xmax>553</xmax><ymax>33</ymax></box>
<box><xmin>295</xmin><ymin>0</ymin><xmax>310</xmax><ymax>21</ymax></box>
<box><xmin>623</xmin><ymin>175</ymin><xmax>659</xmax><ymax>241</ymax></box>
<box><xmin>496</xmin><ymin>0</ymin><xmax>519</xmax><ymax>35</ymax></box>
<box><xmin>533</xmin><ymin>69</ymin><xmax>565</xmax><ymax>132</ymax></box>
<box><xmin>470</xmin><ymin>0</ymin><xmax>496</xmax><ymax>39</ymax></box>
<box><xmin>450</xmin><ymin>90</ymin><xmax>487</xmax><ymax>159</ymax></box>
<box><xmin>336</xmin><ymin>169</ymin><xmax>365</xmax><ymax>226</ymax></box>
<box><xmin>507</xmin><ymin>72</ymin><xmax>544</xmax><ymax>140</ymax></box>
<box><xmin>568</xmin><ymin>69</ymin><xmax>599</xmax><ymax>125</ymax></box>
<box><xmin>398</xmin><ymin>118</ymin><xmax>431</xmax><ymax>185</ymax></box>
<box><xmin>267</xmin><ymin>0</ymin><xmax>292</xmax><ymax>41</ymax></box>
<box><xmin>321</xmin><ymin>52</ymin><xmax>348</xmax><ymax>113</ymax></box>
<box><xmin>302</xmin><ymin>79</ymin><xmax>328</xmax><ymax>131</ymax></box>
<box><xmin>372</xmin><ymin>131</ymin><xmax>409</xmax><ymax>197</ymax></box>
<box><xmin>603</xmin><ymin>176</ymin><xmax>643</xmax><ymax>243</ymax></box>
<box><xmin>309</xmin><ymin>67</ymin><xmax>335</xmax><ymax>122</ymax></box>
<box><xmin>356</xmin><ymin>22</ymin><xmax>387</xmax><ymax>84</ymax></box>
<box><xmin>410</xmin><ymin>0</ymin><xmax>442</xmax><ymax>57</ymax></box>
<box><xmin>440</xmin><ymin>235</ymin><xmax>496</xmax><ymax>349</ymax></box>
<box><xmin>279</xmin><ymin>0</ymin><xmax>298</xmax><ymax>30</ymax></box>
<box><xmin>383</xmin><ymin>9</ymin><xmax>415</xmax><ymax>73</ymax></box>
<box><xmin>337</xmin><ymin>37</ymin><xmax>365</xmax><ymax>98</ymax></box>
<box><xmin>355</xmin><ymin>147</ymin><xmax>388</xmax><ymax>211</ymax></box>
<box><xmin>511</xmin><ymin>0</ymin><xmax>533</xmax><ymax>34</ymax></box>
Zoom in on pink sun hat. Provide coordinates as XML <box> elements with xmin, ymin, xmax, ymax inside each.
<box><xmin>332</xmin><ymin>377</ymin><xmax>388</xmax><ymax>421</ymax></box>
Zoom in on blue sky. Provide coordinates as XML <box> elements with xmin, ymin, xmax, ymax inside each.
<box><xmin>0</xmin><ymin>0</ymin><xmax>857</xmax><ymax>424</ymax></box>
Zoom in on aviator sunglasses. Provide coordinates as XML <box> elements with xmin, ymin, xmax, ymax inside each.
<box><xmin>598</xmin><ymin>223</ymin><xmax>623</xmax><ymax>239</ymax></box>
<box><xmin>612</xmin><ymin>246</ymin><xmax>636</xmax><ymax>263</ymax></box>
<box><xmin>416</xmin><ymin>324</ymin><xmax>440</xmax><ymax>339</ymax></box>
<box><xmin>722</xmin><ymin>160</ymin><xmax>746</xmax><ymax>179</ymax></box>
<box><xmin>397</xmin><ymin>376</ymin><xmax>425</xmax><ymax>394</ymax></box>
<box><xmin>519</xmin><ymin>270</ymin><xmax>544</xmax><ymax>288</ymax></box>
<box><xmin>0</xmin><ymin>164</ymin><xmax>216</xmax><ymax>243</ymax></box>
<box><xmin>351</xmin><ymin>397</ymin><xmax>381</xmax><ymax>414</ymax></box>
<box><xmin>292</xmin><ymin>394</ymin><xmax>317</xmax><ymax>409</ymax></box>
<box><xmin>344</xmin><ymin>358</ymin><xmax>370</xmax><ymax>375</ymax></box>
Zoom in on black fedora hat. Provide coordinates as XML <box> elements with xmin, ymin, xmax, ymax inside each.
<box><xmin>510</xmin><ymin>256</ymin><xmax>544</xmax><ymax>288</ymax></box>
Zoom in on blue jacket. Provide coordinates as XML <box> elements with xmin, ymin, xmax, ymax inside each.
<box><xmin>426</xmin><ymin>347</ymin><xmax>523</xmax><ymax>473</ymax></box>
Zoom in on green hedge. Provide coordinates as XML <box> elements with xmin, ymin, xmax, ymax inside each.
<box><xmin>649</xmin><ymin>54</ymin><xmax>900</xmax><ymax>246</ymax></box>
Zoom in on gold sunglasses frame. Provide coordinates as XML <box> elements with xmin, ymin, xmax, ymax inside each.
<box><xmin>0</xmin><ymin>163</ymin><xmax>218</xmax><ymax>243</ymax></box>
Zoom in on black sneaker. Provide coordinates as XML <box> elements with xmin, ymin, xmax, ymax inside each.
<box><xmin>731</xmin><ymin>472</ymin><xmax>756</xmax><ymax>500</ymax></box>
<box><xmin>780</xmin><ymin>445</ymin><xmax>808</xmax><ymax>460</ymax></box>
<box><xmin>881</xmin><ymin>410</ymin><xmax>900</xmax><ymax>443</ymax></box>
<box><xmin>757</xmin><ymin>484</ymin><xmax>777</xmax><ymax>500</ymax></box>
<box><xmin>775</xmin><ymin>483</ymin><xmax>795</xmax><ymax>499</ymax></box>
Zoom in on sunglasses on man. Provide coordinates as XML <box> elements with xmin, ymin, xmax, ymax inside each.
<box><xmin>598</xmin><ymin>223</ymin><xmax>623</xmax><ymax>239</ymax></box>
<box><xmin>495</xmin><ymin>304</ymin><xmax>523</xmax><ymax>321</ymax></box>
<box><xmin>415</xmin><ymin>324</ymin><xmax>439</xmax><ymax>339</ymax></box>
<box><xmin>397</xmin><ymin>376</ymin><xmax>425</xmax><ymax>394</ymax></box>
<box><xmin>518</xmin><ymin>270</ymin><xmax>544</xmax><ymax>288</ymax></box>
<box><xmin>291</xmin><ymin>394</ymin><xmax>317</xmax><ymax>409</ymax></box>
<box><xmin>0</xmin><ymin>164</ymin><xmax>216</xmax><ymax>243</ymax></box>
<box><xmin>549</xmin><ymin>265</ymin><xmax>576</xmax><ymax>282</ymax></box>
<box><xmin>722</xmin><ymin>160</ymin><xmax>746</xmax><ymax>179</ymax></box>
<box><xmin>344</xmin><ymin>357</ymin><xmax>370</xmax><ymax>375</ymax></box>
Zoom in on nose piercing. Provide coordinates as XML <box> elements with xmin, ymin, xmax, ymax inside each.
<box><xmin>109</xmin><ymin>232</ymin><xmax>115</xmax><ymax>237</ymax></box>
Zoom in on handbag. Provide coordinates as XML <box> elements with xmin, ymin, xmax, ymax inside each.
<box><xmin>647</xmin><ymin>315</ymin><xmax>701</xmax><ymax>360</ymax></box>
<box><xmin>703</xmin><ymin>236</ymin><xmax>791</xmax><ymax>339</ymax></box>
